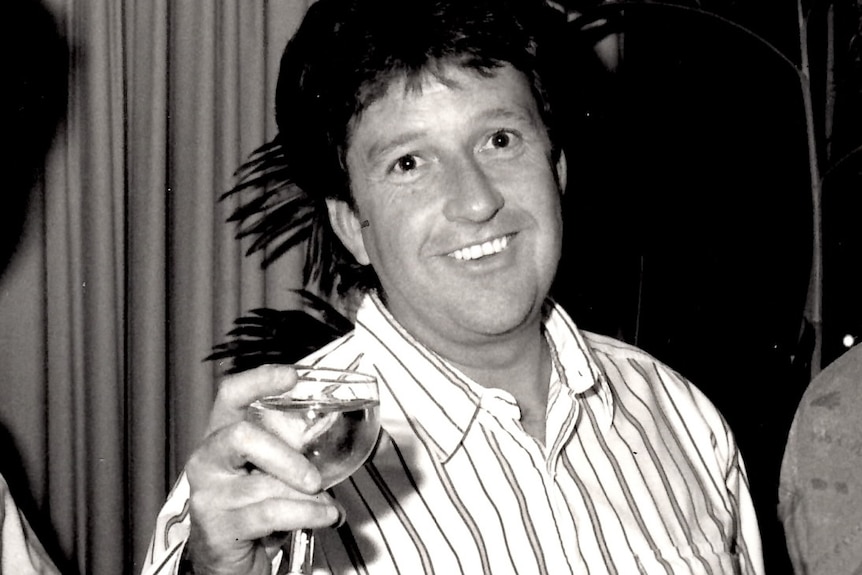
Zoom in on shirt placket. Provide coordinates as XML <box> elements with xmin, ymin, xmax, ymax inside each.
<box><xmin>477</xmin><ymin>389</ymin><xmax>580</xmax><ymax>575</ymax></box>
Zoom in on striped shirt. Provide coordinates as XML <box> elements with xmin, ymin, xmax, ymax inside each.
<box><xmin>142</xmin><ymin>293</ymin><xmax>765</xmax><ymax>574</ymax></box>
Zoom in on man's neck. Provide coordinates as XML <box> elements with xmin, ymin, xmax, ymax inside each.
<box><xmin>450</xmin><ymin>328</ymin><xmax>551</xmax><ymax>443</ymax></box>
<box><xmin>375</xmin><ymin>292</ymin><xmax>552</xmax><ymax>441</ymax></box>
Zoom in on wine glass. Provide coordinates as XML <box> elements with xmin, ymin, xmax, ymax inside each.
<box><xmin>247</xmin><ymin>366</ymin><xmax>381</xmax><ymax>575</ymax></box>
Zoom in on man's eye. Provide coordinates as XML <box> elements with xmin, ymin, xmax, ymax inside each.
<box><xmin>392</xmin><ymin>155</ymin><xmax>419</xmax><ymax>173</ymax></box>
<box><xmin>490</xmin><ymin>131</ymin><xmax>511</xmax><ymax>148</ymax></box>
<box><xmin>481</xmin><ymin>130</ymin><xmax>519</xmax><ymax>152</ymax></box>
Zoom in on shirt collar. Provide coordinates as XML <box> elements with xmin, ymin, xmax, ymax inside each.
<box><xmin>543</xmin><ymin>300</ymin><xmax>615</xmax><ymax>432</ymax></box>
<box><xmin>353</xmin><ymin>293</ymin><xmax>613</xmax><ymax>461</ymax></box>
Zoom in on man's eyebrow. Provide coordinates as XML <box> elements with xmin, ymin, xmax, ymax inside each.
<box><xmin>478</xmin><ymin>106</ymin><xmax>538</xmax><ymax>125</ymax></box>
<box><xmin>366</xmin><ymin>131</ymin><xmax>425</xmax><ymax>164</ymax></box>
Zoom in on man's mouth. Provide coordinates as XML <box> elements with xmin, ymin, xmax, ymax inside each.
<box><xmin>448</xmin><ymin>234</ymin><xmax>512</xmax><ymax>261</ymax></box>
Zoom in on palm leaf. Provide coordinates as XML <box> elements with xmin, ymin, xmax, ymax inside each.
<box><xmin>220</xmin><ymin>139</ymin><xmax>339</xmax><ymax>291</ymax></box>
<box><xmin>207</xmin><ymin>289</ymin><xmax>353</xmax><ymax>374</ymax></box>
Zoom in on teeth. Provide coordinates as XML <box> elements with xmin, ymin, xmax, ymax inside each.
<box><xmin>450</xmin><ymin>235</ymin><xmax>510</xmax><ymax>261</ymax></box>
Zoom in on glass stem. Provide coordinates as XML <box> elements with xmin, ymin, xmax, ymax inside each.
<box><xmin>282</xmin><ymin>529</ymin><xmax>314</xmax><ymax>574</ymax></box>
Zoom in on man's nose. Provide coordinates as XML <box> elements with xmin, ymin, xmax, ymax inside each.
<box><xmin>442</xmin><ymin>157</ymin><xmax>505</xmax><ymax>222</ymax></box>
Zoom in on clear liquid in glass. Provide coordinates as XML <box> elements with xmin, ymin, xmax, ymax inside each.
<box><xmin>249</xmin><ymin>396</ymin><xmax>380</xmax><ymax>488</ymax></box>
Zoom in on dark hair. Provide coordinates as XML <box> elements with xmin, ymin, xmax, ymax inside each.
<box><xmin>1</xmin><ymin>0</ymin><xmax>67</xmax><ymax>273</ymax></box>
<box><xmin>225</xmin><ymin>0</ymin><xmax>567</xmax><ymax>298</ymax></box>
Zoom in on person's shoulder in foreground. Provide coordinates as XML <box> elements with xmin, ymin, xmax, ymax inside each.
<box><xmin>0</xmin><ymin>473</ymin><xmax>60</xmax><ymax>574</ymax></box>
<box><xmin>779</xmin><ymin>343</ymin><xmax>862</xmax><ymax>574</ymax></box>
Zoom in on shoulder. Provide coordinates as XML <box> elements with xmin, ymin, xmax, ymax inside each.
<box><xmin>581</xmin><ymin>330</ymin><xmax>665</xmax><ymax>364</ymax></box>
<box><xmin>783</xmin><ymin>344</ymin><xmax>862</xmax><ymax>457</ymax></box>
<box><xmin>779</xmin><ymin>347</ymin><xmax>862</xmax><ymax>571</ymax></box>
<box><xmin>581</xmin><ymin>329</ymin><xmax>693</xmax><ymax>394</ymax></box>
<box><xmin>794</xmin><ymin>344</ymin><xmax>862</xmax><ymax>418</ymax></box>
<box><xmin>782</xmin><ymin>344</ymin><xmax>862</xmax><ymax>464</ymax></box>
<box><xmin>581</xmin><ymin>330</ymin><xmax>732</xmax><ymax>437</ymax></box>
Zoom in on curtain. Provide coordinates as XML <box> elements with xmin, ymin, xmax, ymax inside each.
<box><xmin>0</xmin><ymin>1</ymin><xmax>312</xmax><ymax>573</ymax></box>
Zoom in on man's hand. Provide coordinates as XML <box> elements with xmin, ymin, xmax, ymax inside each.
<box><xmin>184</xmin><ymin>365</ymin><xmax>342</xmax><ymax>575</ymax></box>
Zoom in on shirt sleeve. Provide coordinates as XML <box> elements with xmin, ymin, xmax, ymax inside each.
<box><xmin>0</xmin><ymin>474</ymin><xmax>60</xmax><ymax>575</ymax></box>
<box><xmin>725</xmin><ymin>441</ymin><xmax>766</xmax><ymax>575</ymax></box>
<box><xmin>140</xmin><ymin>472</ymin><xmax>288</xmax><ymax>575</ymax></box>
<box><xmin>683</xmin><ymin>367</ymin><xmax>765</xmax><ymax>575</ymax></box>
<box><xmin>140</xmin><ymin>472</ymin><xmax>191</xmax><ymax>575</ymax></box>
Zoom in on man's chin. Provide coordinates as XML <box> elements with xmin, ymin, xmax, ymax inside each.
<box><xmin>449</xmin><ymin>295</ymin><xmax>544</xmax><ymax>338</ymax></box>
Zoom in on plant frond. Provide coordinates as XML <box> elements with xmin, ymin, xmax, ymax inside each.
<box><xmin>206</xmin><ymin>289</ymin><xmax>354</xmax><ymax>374</ymax></box>
<box><xmin>218</xmin><ymin>137</ymin><xmax>340</xmax><ymax>292</ymax></box>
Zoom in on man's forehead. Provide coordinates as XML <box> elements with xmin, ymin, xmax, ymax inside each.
<box><xmin>350</xmin><ymin>64</ymin><xmax>538</xmax><ymax>149</ymax></box>
<box><xmin>353</xmin><ymin>62</ymin><xmax>533</xmax><ymax>122</ymax></box>
<box><xmin>358</xmin><ymin>60</ymin><xmax>518</xmax><ymax>109</ymax></box>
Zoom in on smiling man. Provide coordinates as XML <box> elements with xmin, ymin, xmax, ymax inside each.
<box><xmin>327</xmin><ymin>65</ymin><xmax>565</xmax><ymax>443</ymax></box>
<box><xmin>142</xmin><ymin>1</ymin><xmax>765</xmax><ymax>573</ymax></box>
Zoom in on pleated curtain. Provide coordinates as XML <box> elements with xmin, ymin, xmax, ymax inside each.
<box><xmin>0</xmin><ymin>1</ymin><xmax>312</xmax><ymax>573</ymax></box>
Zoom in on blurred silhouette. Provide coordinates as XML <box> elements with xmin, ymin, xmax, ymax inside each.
<box><xmin>780</xmin><ymin>343</ymin><xmax>862</xmax><ymax>574</ymax></box>
<box><xmin>0</xmin><ymin>0</ymin><xmax>68</xmax><ymax>573</ymax></box>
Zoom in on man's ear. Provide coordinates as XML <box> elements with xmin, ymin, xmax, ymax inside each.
<box><xmin>325</xmin><ymin>198</ymin><xmax>371</xmax><ymax>265</ymax></box>
<box><xmin>555</xmin><ymin>149</ymin><xmax>568</xmax><ymax>194</ymax></box>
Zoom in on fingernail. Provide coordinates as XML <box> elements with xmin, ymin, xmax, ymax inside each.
<box><xmin>331</xmin><ymin>506</ymin><xmax>346</xmax><ymax>528</ymax></box>
<box><xmin>303</xmin><ymin>469</ymin><xmax>322</xmax><ymax>492</ymax></box>
<box><xmin>269</xmin><ymin>364</ymin><xmax>289</xmax><ymax>379</ymax></box>
<box><xmin>274</xmin><ymin>365</ymin><xmax>298</xmax><ymax>385</ymax></box>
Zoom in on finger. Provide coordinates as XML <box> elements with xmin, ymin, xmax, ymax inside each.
<box><xmin>208</xmin><ymin>364</ymin><xmax>299</xmax><ymax>433</ymax></box>
<box><xmin>207</xmin><ymin>472</ymin><xmax>343</xmax><ymax>515</ymax></box>
<box><xmin>195</xmin><ymin>470</ymin><xmax>310</xmax><ymax>508</ymax></box>
<box><xmin>185</xmin><ymin>492</ymin><xmax>339</xmax><ymax>573</ymax></box>
<box><xmin>190</xmin><ymin>472</ymin><xmax>341</xmax><ymax>528</ymax></box>
<box><xmin>189</xmin><ymin>421</ymin><xmax>322</xmax><ymax>493</ymax></box>
<box><xmin>239</xmin><ymin>497</ymin><xmax>341</xmax><ymax>540</ymax></box>
<box><xmin>190</xmin><ymin>474</ymin><xmax>346</xmax><ymax>531</ymax></box>
<box><xmin>199</xmin><ymin>497</ymin><xmax>340</xmax><ymax>546</ymax></box>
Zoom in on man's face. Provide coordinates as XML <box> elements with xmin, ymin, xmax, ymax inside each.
<box><xmin>329</xmin><ymin>64</ymin><xmax>566</xmax><ymax>352</ymax></box>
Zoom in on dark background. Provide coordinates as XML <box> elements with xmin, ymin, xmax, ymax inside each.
<box><xmin>550</xmin><ymin>1</ymin><xmax>861</xmax><ymax>573</ymax></box>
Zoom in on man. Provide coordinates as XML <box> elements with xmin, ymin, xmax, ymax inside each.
<box><xmin>1</xmin><ymin>0</ymin><xmax>67</xmax><ymax>573</ymax></box>
<box><xmin>142</xmin><ymin>0</ymin><xmax>765</xmax><ymax>573</ymax></box>
<box><xmin>779</xmin><ymin>343</ymin><xmax>862</xmax><ymax>574</ymax></box>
